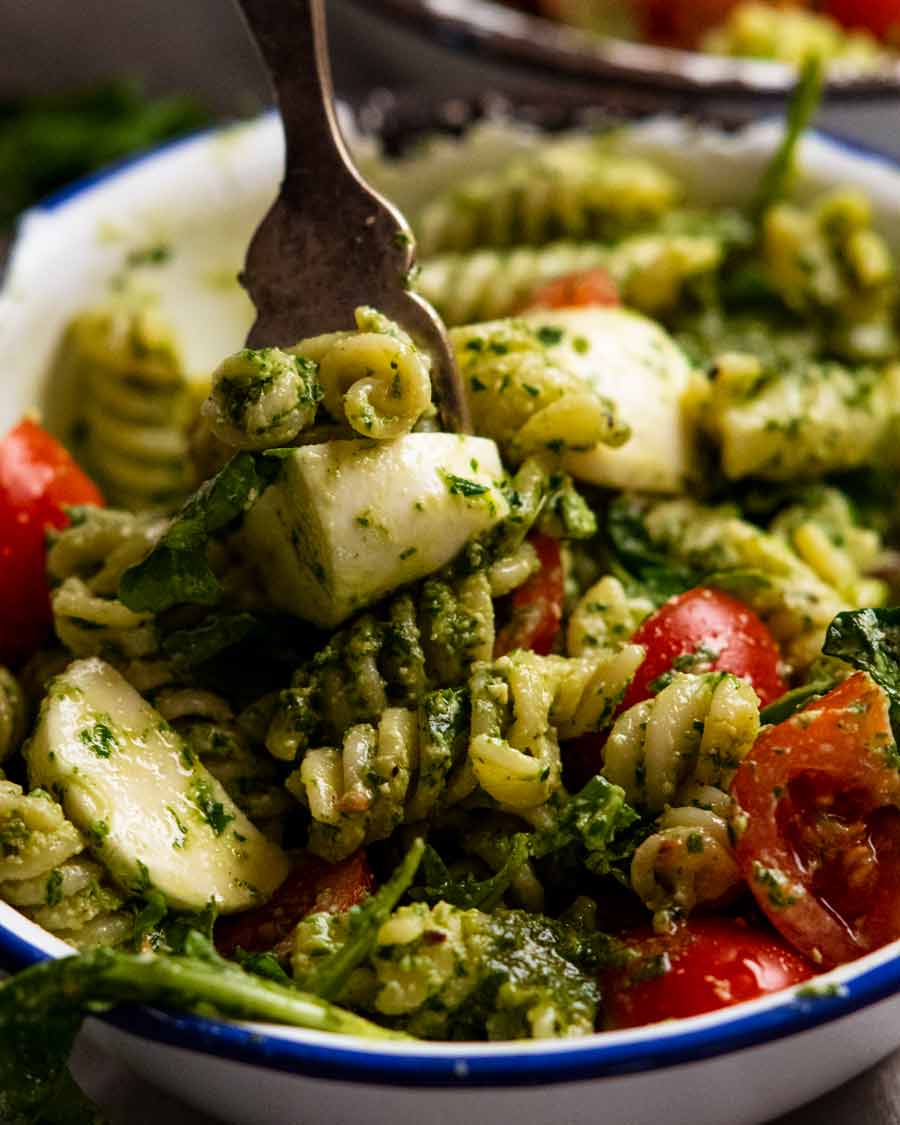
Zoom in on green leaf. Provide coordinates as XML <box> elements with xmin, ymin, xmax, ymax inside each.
<box><xmin>119</xmin><ymin>453</ymin><xmax>280</xmax><ymax>613</ymax></box>
<box><xmin>751</xmin><ymin>57</ymin><xmax>824</xmax><ymax>219</ymax></box>
<box><xmin>823</xmin><ymin>607</ymin><xmax>900</xmax><ymax>730</ymax></box>
<box><xmin>412</xmin><ymin>834</ymin><xmax>530</xmax><ymax>911</ymax></box>
<box><xmin>759</xmin><ymin>678</ymin><xmax>837</xmax><ymax>726</ymax></box>
<box><xmin>531</xmin><ymin>775</ymin><xmax>644</xmax><ymax>880</ymax></box>
<box><xmin>606</xmin><ymin>498</ymin><xmax>700</xmax><ymax>603</ymax></box>
<box><xmin>297</xmin><ymin>839</ymin><xmax>425</xmax><ymax>1001</ymax></box>
<box><xmin>162</xmin><ymin>613</ymin><xmax>257</xmax><ymax>670</ymax></box>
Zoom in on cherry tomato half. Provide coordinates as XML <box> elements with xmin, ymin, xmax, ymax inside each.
<box><xmin>620</xmin><ymin>587</ymin><xmax>786</xmax><ymax>713</ymax></box>
<box><xmin>495</xmin><ymin>533</ymin><xmax>564</xmax><ymax>657</ymax></box>
<box><xmin>732</xmin><ymin>672</ymin><xmax>900</xmax><ymax>968</ymax></box>
<box><xmin>0</xmin><ymin>419</ymin><xmax>103</xmax><ymax>665</ymax></box>
<box><xmin>215</xmin><ymin>849</ymin><xmax>374</xmax><ymax>957</ymax></box>
<box><xmin>603</xmin><ymin>917</ymin><xmax>814</xmax><ymax>1029</ymax></box>
<box><xmin>525</xmin><ymin>268</ymin><xmax>620</xmax><ymax>312</ymax></box>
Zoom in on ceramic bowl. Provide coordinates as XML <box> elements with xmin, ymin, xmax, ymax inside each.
<box><xmin>4</xmin><ymin>108</ymin><xmax>900</xmax><ymax>1125</ymax></box>
<box><xmin>359</xmin><ymin>0</ymin><xmax>900</xmax><ymax>100</ymax></box>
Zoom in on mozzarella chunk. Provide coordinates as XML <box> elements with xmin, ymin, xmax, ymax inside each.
<box><xmin>240</xmin><ymin>434</ymin><xmax>508</xmax><ymax>627</ymax></box>
<box><xmin>520</xmin><ymin>307</ymin><xmax>703</xmax><ymax>492</ymax></box>
<box><xmin>27</xmin><ymin>658</ymin><xmax>288</xmax><ymax>913</ymax></box>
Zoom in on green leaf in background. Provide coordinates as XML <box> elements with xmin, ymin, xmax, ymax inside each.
<box><xmin>750</xmin><ymin>56</ymin><xmax>824</xmax><ymax>219</ymax></box>
<box><xmin>0</xmin><ymin>81</ymin><xmax>211</xmax><ymax>227</ymax></box>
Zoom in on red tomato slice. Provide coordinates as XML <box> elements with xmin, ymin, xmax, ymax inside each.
<box><xmin>603</xmin><ymin>917</ymin><xmax>814</xmax><ymax>1029</ymax></box>
<box><xmin>0</xmin><ymin>419</ymin><xmax>103</xmax><ymax>665</ymax></box>
<box><xmin>732</xmin><ymin>672</ymin><xmax>900</xmax><ymax>968</ymax></box>
<box><xmin>620</xmin><ymin>587</ymin><xmax>786</xmax><ymax>713</ymax></box>
<box><xmin>824</xmin><ymin>0</ymin><xmax>900</xmax><ymax>42</ymax></box>
<box><xmin>215</xmin><ymin>849</ymin><xmax>374</xmax><ymax>958</ymax></box>
<box><xmin>525</xmin><ymin>268</ymin><xmax>620</xmax><ymax>311</ymax></box>
<box><xmin>494</xmin><ymin>533</ymin><xmax>564</xmax><ymax>656</ymax></box>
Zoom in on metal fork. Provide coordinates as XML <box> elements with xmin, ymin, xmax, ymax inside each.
<box><xmin>234</xmin><ymin>0</ymin><xmax>470</xmax><ymax>434</ymax></box>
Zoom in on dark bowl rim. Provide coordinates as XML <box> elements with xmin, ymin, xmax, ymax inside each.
<box><xmin>357</xmin><ymin>0</ymin><xmax>900</xmax><ymax>99</ymax></box>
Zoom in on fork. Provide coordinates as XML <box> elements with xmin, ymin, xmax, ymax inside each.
<box><xmin>234</xmin><ymin>0</ymin><xmax>471</xmax><ymax>434</ymax></box>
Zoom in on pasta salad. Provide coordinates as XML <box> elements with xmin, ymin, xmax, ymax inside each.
<box><xmin>4</xmin><ymin>83</ymin><xmax>900</xmax><ymax>1093</ymax></box>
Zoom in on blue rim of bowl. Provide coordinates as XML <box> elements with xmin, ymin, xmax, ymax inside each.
<box><xmin>4</xmin><ymin>115</ymin><xmax>900</xmax><ymax>1087</ymax></box>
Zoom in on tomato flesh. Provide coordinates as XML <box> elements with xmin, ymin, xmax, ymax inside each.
<box><xmin>733</xmin><ymin>672</ymin><xmax>900</xmax><ymax>967</ymax></box>
<box><xmin>603</xmin><ymin>917</ymin><xmax>813</xmax><ymax>1029</ymax></box>
<box><xmin>620</xmin><ymin>586</ymin><xmax>786</xmax><ymax>713</ymax></box>
<box><xmin>525</xmin><ymin>268</ymin><xmax>620</xmax><ymax>311</ymax></box>
<box><xmin>0</xmin><ymin>419</ymin><xmax>104</xmax><ymax>665</ymax></box>
<box><xmin>215</xmin><ymin>849</ymin><xmax>374</xmax><ymax>957</ymax></box>
<box><xmin>495</xmin><ymin>533</ymin><xmax>564</xmax><ymax>656</ymax></box>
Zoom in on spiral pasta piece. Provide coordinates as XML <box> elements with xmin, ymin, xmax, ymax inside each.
<box><xmin>52</xmin><ymin>303</ymin><xmax>195</xmax><ymax>509</ymax></box>
<box><xmin>288</xmin><ymin>690</ymin><xmax>469</xmax><ymax>862</ymax></box>
<box><xmin>451</xmin><ymin>319</ymin><xmax>629</xmax><ymax>465</ymax></box>
<box><xmin>413</xmin><ymin>142</ymin><xmax>678</xmax><ymax>256</ymax></box>
<box><xmin>0</xmin><ymin>781</ymin><xmax>130</xmax><ymax>949</ymax></box>
<box><xmin>629</xmin><ymin>785</ymin><xmax>741</xmax><ymax>931</ymax></box>
<box><xmin>266</xmin><ymin>574</ymin><xmax>494</xmax><ymax>763</ymax></box>
<box><xmin>0</xmin><ymin>667</ymin><xmax>26</xmax><ymax>765</ymax></box>
<box><xmin>602</xmin><ymin>672</ymin><xmax>760</xmax><ymax>814</ymax></box>
<box><xmin>567</xmin><ymin>575</ymin><xmax>654</xmax><ymax>657</ymax></box>
<box><xmin>417</xmin><ymin>242</ymin><xmax>610</xmax><ymax>326</ymax></box>
<box><xmin>154</xmin><ymin>689</ymin><xmax>293</xmax><ymax>834</ymax></box>
<box><xmin>48</xmin><ymin>506</ymin><xmax>167</xmax><ymax>667</ymax></box>
<box><xmin>203</xmin><ymin>347</ymin><xmax>323</xmax><ymax>450</ymax></box>
<box><xmin>638</xmin><ymin>496</ymin><xmax>864</xmax><ymax>671</ymax></box>
<box><xmin>416</xmin><ymin>230</ymin><xmax>722</xmax><ymax>327</ymax></box>
<box><xmin>769</xmin><ymin>486</ymin><xmax>887</xmax><ymax>607</ymax></box>
<box><xmin>293</xmin><ymin>307</ymin><xmax>432</xmax><ymax>439</ymax></box>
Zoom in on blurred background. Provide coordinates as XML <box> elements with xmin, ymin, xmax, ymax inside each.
<box><xmin>2</xmin><ymin>0</ymin><xmax>900</xmax><ymax>240</ymax></box>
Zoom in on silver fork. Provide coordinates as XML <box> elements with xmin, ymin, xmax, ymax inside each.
<box><xmin>234</xmin><ymin>0</ymin><xmax>470</xmax><ymax>434</ymax></box>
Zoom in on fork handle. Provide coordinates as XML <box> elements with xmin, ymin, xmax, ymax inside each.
<box><xmin>236</xmin><ymin>0</ymin><xmax>354</xmax><ymax>188</ymax></box>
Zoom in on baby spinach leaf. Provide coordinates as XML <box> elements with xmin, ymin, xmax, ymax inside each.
<box><xmin>606</xmin><ymin>498</ymin><xmax>700</xmax><ymax>603</ymax></box>
<box><xmin>823</xmin><ymin>607</ymin><xmax>900</xmax><ymax>729</ymax></box>
<box><xmin>162</xmin><ymin>613</ymin><xmax>257</xmax><ymax>670</ymax></box>
<box><xmin>412</xmin><ymin>834</ymin><xmax>530</xmax><ymax>911</ymax></box>
<box><xmin>119</xmin><ymin>453</ymin><xmax>280</xmax><ymax>613</ymax></box>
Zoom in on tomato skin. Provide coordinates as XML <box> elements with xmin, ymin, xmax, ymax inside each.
<box><xmin>494</xmin><ymin>534</ymin><xmax>564</xmax><ymax>657</ymax></box>
<box><xmin>525</xmin><ymin>268</ymin><xmax>620</xmax><ymax>311</ymax></box>
<box><xmin>603</xmin><ymin>917</ymin><xmax>814</xmax><ymax>1029</ymax></box>
<box><xmin>215</xmin><ymin>849</ymin><xmax>374</xmax><ymax>957</ymax></box>
<box><xmin>733</xmin><ymin>672</ymin><xmax>900</xmax><ymax>968</ymax></box>
<box><xmin>0</xmin><ymin>420</ymin><xmax>104</xmax><ymax>665</ymax></box>
<box><xmin>619</xmin><ymin>587</ymin><xmax>786</xmax><ymax>714</ymax></box>
<box><xmin>824</xmin><ymin>0</ymin><xmax>900</xmax><ymax>41</ymax></box>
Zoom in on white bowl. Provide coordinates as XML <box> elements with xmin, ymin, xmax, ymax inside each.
<box><xmin>4</xmin><ymin>112</ymin><xmax>900</xmax><ymax>1125</ymax></box>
